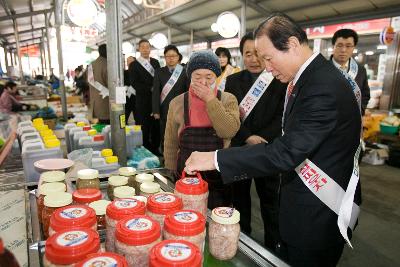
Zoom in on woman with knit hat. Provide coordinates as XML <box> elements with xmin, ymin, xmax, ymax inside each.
<box><xmin>164</xmin><ymin>50</ymin><xmax>240</xmax><ymax>208</ymax></box>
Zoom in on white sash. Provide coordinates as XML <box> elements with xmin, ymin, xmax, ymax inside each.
<box><xmin>238</xmin><ymin>71</ymin><xmax>274</xmax><ymax>122</ymax></box>
<box><xmin>160</xmin><ymin>64</ymin><xmax>183</xmax><ymax>104</ymax></box>
<box><xmin>126</xmin><ymin>86</ymin><xmax>136</xmax><ymax>98</ymax></box>
<box><xmin>217</xmin><ymin>65</ymin><xmax>234</xmax><ymax>91</ymax></box>
<box><xmin>137</xmin><ymin>57</ymin><xmax>155</xmax><ymax>77</ymax></box>
<box><xmin>336</xmin><ymin>58</ymin><xmax>361</xmax><ymax>111</ymax></box>
<box><xmin>87</xmin><ymin>64</ymin><xmax>109</xmax><ymax>99</ymax></box>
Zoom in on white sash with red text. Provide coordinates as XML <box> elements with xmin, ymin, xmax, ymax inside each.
<box><xmin>217</xmin><ymin>65</ymin><xmax>234</xmax><ymax>91</ymax></box>
<box><xmin>137</xmin><ymin>57</ymin><xmax>155</xmax><ymax>77</ymax></box>
<box><xmin>160</xmin><ymin>64</ymin><xmax>183</xmax><ymax>104</ymax></box>
<box><xmin>238</xmin><ymin>71</ymin><xmax>274</xmax><ymax>122</ymax></box>
<box><xmin>87</xmin><ymin>64</ymin><xmax>109</xmax><ymax>98</ymax></box>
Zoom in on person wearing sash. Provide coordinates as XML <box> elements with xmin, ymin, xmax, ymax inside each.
<box><xmin>184</xmin><ymin>13</ymin><xmax>362</xmax><ymax>267</ymax></box>
<box><xmin>330</xmin><ymin>29</ymin><xmax>370</xmax><ymax>115</ymax></box>
<box><xmin>164</xmin><ymin>50</ymin><xmax>240</xmax><ymax>208</ymax></box>
<box><xmin>129</xmin><ymin>39</ymin><xmax>161</xmax><ymax>155</ymax></box>
<box><xmin>88</xmin><ymin>44</ymin><xmax>110</xmax><ymax>123</ymax></box>
<box><xmin>152</xmin><ymin>45</ymin><xmax>189</xmax><ymax>152</ymax></box>
<box><xmin>225</xmin><ymin>31</ymin><xmax>286</xmax><ymax>251</ymax></box>
<box><xmin>215</xmin><ymin>47</ymin><xmax>240</xmax><ymax>91</ymax></box>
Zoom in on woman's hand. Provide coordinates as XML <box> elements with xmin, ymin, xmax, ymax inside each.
<box><xmin>191</xmin><ymin>82</ymin><xmax>215</xmax><ymax>102</ymax></box>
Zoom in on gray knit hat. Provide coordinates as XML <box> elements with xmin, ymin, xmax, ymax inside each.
<box><xmin>186</xmin><ymin>50</ymin><xmax>221</xmax><ymax>78</ymax></box>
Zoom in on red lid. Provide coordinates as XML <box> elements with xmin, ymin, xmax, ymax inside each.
<box><xmin>175</xmin><ymin>172</ymin><xmax>208</xmax><ymax>195</ymax></box>
<box><xmin>50</xmin><ymin>205</ymin><xmax>97</xmax><ymax>232</ymax></box>
<box><xmin>83</xmin><ymin>126</ymin><xmax>91</xmax><ymax>131</ymax></box>
<box><xmin>73</xmin><ymin>188</ymin><xmax>102</xmax><ymax>204</ymax></box>
<box><xmin>147</xmin><ymin>193</ymin><xmax>183</xmax><ymax>215</ymax></box>
<box><xmin>115</xmin><ymin>215</ymin><xmax>161</xmax><ymax>246</ymax></box>
<box><xmin>75</xmin><ymin>252</ymin><xmax>128</xmax><ymax>267</ymax></box>
<box><xmin>106</xmin><ymin>198</ymin><xmax>146</xmax><ymax>220</ymax></box>
<box><xmin>93</xmin><ymin>135</ymin><xmax>104</xmax><ymax>142</ymax></box>
<box><xmin>45</xmin><ymin>227</ymin><xmax>100</xmax><ymax>265</ymax></box>
<box><xmin>164</xmin><ymin>210</ymin><xmax>206</xmax><ymax>236</ymax></box>
<box><xmin>149</xmin><ymin>240</ymin><xmax>202</xmax><ymax>267</ymax></box>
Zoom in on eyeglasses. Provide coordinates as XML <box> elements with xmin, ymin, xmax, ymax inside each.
<box><xmin>334</xmin><ymin>44</ymin><xmax>355</xmax><ymax>50</ymax></box>
<box><xmin>165</xmin><ymin>55</ymin><xmax>178</xmax><ymax>59</ymax></box>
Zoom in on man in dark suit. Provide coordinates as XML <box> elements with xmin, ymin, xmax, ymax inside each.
<box><xmin>129</xmin><ymin>39</ymin><xmax>161</xmax><ymax>154</ymax></box>
<box><xmin>225</xmin><ymin>31</ymin><xmax>286</xmax><ymax>251</ymax></box>
<box><xmin>152</xmin><ymin>45</ymin><xmax>189</xmax><ymax>151</ymax></box>
<box><xmin>330</xmin><ymin>29</ymin><xmax>370</xmax><ymax>115</ymax></box>
<box><xmin>124</xmin><ymin>56</ymin><xmax>136</xmax><ymax>122</ymax></box>
<box><xmin>185</xmin><ymin>13</ymin><xmax>362</xmax><ymax>267</ymax></box>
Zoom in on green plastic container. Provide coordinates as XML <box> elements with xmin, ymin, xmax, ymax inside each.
<box><xmin>380</xmin><ymin>124</ymin><xmax>399</xmax><ymax>135</ymax></box>
<box><xmin>92</xmin><ymin>123</ymin><xmax>106</xmax><ymax>133</ymax></box>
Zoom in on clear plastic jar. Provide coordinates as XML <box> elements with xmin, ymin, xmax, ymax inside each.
<box><xmin>42</xmin><ymin>192</ymin><xmax>73</xmax><ymax>239</ymax></box>
<box><xmin>37</xmin><ymin>183</ymin><xmax>66</xmax><ymax>224</ymax></box>
<box><xmin>76</xmin><ymin>169</ymin><xmax>100</xmax><ymax>190</ymax></box>
<box><xmin>105</xmin><ymin>198</ymin><xmax>146</xmax><ymax>252</ymax></box>
<box><xmin>208</xmin><ymin>207</ymin><xmax>241</xmax><ymax>260</ymax></box>
<box><xmin>115</xmin><ymin>215</ymin><xmax>161</xmax><ymax>267</ymax></box>
<box><xmin>146</xmin><ymin>193</ymin><xmax>183</xmax><ymax>229</ymax></box>
<box><xmin>107</xmin><ymin>176</ymin><xmax>129</xmax><ymax>200</ymax></box>
<box><xmin>40</xmin><ymin>171</ymin><xmax>66</xmax><ymax>184</ymax></box>
<box><xmin>164</xmin><ymin>210</ymin><xmax>206</xmax><ymax>253</ymax></box>
<box><xmin>43</xmin><ymin>228</ymin><xmax>100</xmax><ymax>267</ymax></box>
<box><xmin>118</xmin><ymin>167</ymin><xmax>137</xmax><ymax>188</ymax></box>
<box><xmin>89</xmin><ymin>200</ymin><xmax>111</xmax><ymax>231</ymax></box>
<box><xmin>75</xmin><ymin>252</ymin><xmax>128</xmax><ymax>267</ymax></box>
<box><xmin>48</xmin><ymin>205</ymin><xmax>97</xmax><ymax>237</ymax></box>
<box><xmin>139</xmin><ymin>181</ymin><xmax>160</xmax><ymax>198</ymax></box>
<box><xmin>72</xmin><ymin>188</ymin><xmax>102</xmax><ymax>205</ymax></box>
<box><xmin>149</xmin><ymin>240</ymin><xmax>202</xmax><ymax>267</ymax></box>
<box><xmin>114</xmin><ymin>186</ymin><xmax>135</xmax><ymax>199</ymax></box>
<box><xmin>135</xmin><ymin>173</ymin><xmax>154</xmax><ymax>195</ymax></box>
<box><xmin>174</xmin><ymin>175</ymin><xmax>209</xmax><ymax>218</ymax></box>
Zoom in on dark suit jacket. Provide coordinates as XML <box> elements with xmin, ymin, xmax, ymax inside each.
<box><xmin>225</xmin><ymin>70</ymin><xmax>286</xmax><ymax>145</ymax></box>
<box><xmin>129</xmin><ymin>58</ymin><xmax>160</xmax><ymax>121</ymax></box>
<box><xmin>218</xmin><ymin>54</ymin><xmax>362</xmax><ymax>249</ymax></box>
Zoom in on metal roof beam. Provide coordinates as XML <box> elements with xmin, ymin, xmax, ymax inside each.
<box><xmin>160</xmin><ymin>18</ymin><xmax>209</xmax><ymax>41</ymax></box>
<box><xmin>0</xmin><ymin>26</ymin><xmax>47</xmax><ymax>38</ymax></box>
<box><xmin>7</xmin><ymin>36</ymin><xmax>42</xmax><ymax>46</ymax></box>
<box><xmin>241</xmin><ymin>0</ymin><xmax>273</xmax><ymax>16</ymax></box>
<box><xmin>0</xmin><ymin>8</ymin><xmax>53</xmax><ymax>22</ymax></box>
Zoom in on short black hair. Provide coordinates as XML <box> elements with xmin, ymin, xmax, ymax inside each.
<box><xmin>178</xmin><ymin>52</ymin><xmax>183</xmax><ymax>62</ymax></box>
<box><xmin>164</xmin><ymin>44</ymin><xmax>179</xmax><ymax>55</ymax></box>
<box><xmin>98</xmin><ymin>44</ymin><xmax>107</xmax><ymax>58</ymax></box>
<box><xmin>254</xmin><ymin>12</ymin><xmax>308</xmax><ymax>51</ymax></box>
<box><xmin>138</xmin><ymin>39</ymin><xmax>150</xmax><ymax>47</ymax></box>
<box><xmin>332</xmin><ymin>29</ymin><xmax>358</xmax><ymax>46</ymax></box>
<box><xmin>240</xmin><ymin>32</ymin><xmax>255</xmax><ymax>55</ymax></box>
<box><xmin>215</xmin><ymin>47</ymin><xmax>232</xmax><ymax>65</ymax></box>
<box><xmin>5</xmin><ymin>81</ymin><xmax>17</xmax><ymax>89</ymax></box>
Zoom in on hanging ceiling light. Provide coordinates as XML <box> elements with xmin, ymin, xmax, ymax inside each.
<box><xmin>150</xmin><ymin>32</ymin><xmax>168</xmax><ymax>50</ymax></box>
<box><xmin>216</xmin><ymin>12</ymin><xmax>240</xmax><ymax>38</ymax></box>
<box><xmin>133</xmin><ymin>0</ymin><xmax>143</xmax><ymax>4</ymax></box>
<box><xmin>67</xmin><ymin>0</ymin><xmax>98</xmax><ymax>27</ymax></box>
<box><xmin>211</xmin><ymin>23</ymin><xmax>218</xmax><ymax>33</ymax></box>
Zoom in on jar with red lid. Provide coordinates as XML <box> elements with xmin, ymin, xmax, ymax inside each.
<box><xmin>75</xmin><ymin>252</ymin><xmax>128</xmax><ymax>267</ymax></box>
<box><xmin>174</xmin><ymin>172</ymin><xmax>209</xmax><ymax>218</ymax></box>
<box><xmin>89</xmin><ymin>200</ymin><xmax>111</xmax><ymax>231</ymax></box>
<box><xmin>146</xmin><ymin>193</ymin><xmax>183</xmax><ymax>229</ymax></box>
<box><xmin>149</xmin><ymin>240</ymin><xmax>202</xmax><ymax>267</ymax></box>
<box><xmin>163</xmin><ymin>210</ymin><xmax>206</xmax><ymax>253</ymax></box>
<box><xmin>37</xmin><ymin>183</ymin><xmax>66</xmax><ymax>224</ymax></box>
<box><xmin>43</xmin><ymin>227</ymin><xmax>100</xmax><ymax>267</ymax></box>
<box><xmin>42</xmin><ymin>192</ymin><xmax>73</xmax><ymax>239</ymax></box>
<box><xmin>48</xmin><ymin>205</ymin><xmax>97</xmax><ymax>237</ymax></box>
<box><xmin>115</xmin><ymin>215</ymin><xmax>161</xmax><ymax>267</ymax></box>
<box><xmin>72</xmin><ymin>188</ymin><xmax>102</xmax><ymax>205</ymax></box>
<box><xmin>105</xmin><ymin>198</ymin><xmax>146</xmax><ymax>252</ymax></box>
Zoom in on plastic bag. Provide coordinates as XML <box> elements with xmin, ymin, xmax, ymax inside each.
<box><xmin>66</xmin><ymin>148</ymin><xmax>93</xmax><ymax>183</ymax></box>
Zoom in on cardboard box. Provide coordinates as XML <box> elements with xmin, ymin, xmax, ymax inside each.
<box><xmin>362</xmin><ymin>148</ymin><xmax>389</xmax><ymax>165</ymax></box>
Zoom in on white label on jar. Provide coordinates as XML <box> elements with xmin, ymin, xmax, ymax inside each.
<box><xmin>82</xmin><ymin>256</ymin><xmax>117</xmax><ymax>267</ymax></box>
<box><xmin>214</xmin><ymin>207</ymin><xmax>235</xmax><ymax>218</ymax></box>
<box><xmin>182</xmin><ymin>178</ymin><xmax>200</xmax><ymax>185</ymax></box>
<box><xmin>125</xmin><ymin>218</ymin><xmax>152</xmax><ymax>231</ymax></box>
<box><xmin>161</xmin><ymin>243</ymin><xmax>192</xmax><ymax>261</ymax></box>
<box><xmin>56</xmin><ymin>230</ymin><xmax>88</xmax><ymax>247</ymax></box>
<box><xmin>114</xmin><ymin>199</ymin><xmax>137</xmax><ymax>209</ymax></box>
<box><xmin>174</xmin><ymin>211</ymin><xmax>198</xmax><ymax>223</ymax></box>
<box><xmin>60</xmin><ymin>207</ymin><xmax>87</xmax><ymax>219</ymax></box>
<box><xmin>154</xmin><ymin>194</ymin><xmax>175</xmax><ymax>203</ymax></box>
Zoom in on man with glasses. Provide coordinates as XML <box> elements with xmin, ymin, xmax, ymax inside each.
<box><xmin>331</xmin><ymin>29</ymin><xmax>370</xmax><ymax>114</ymax></box>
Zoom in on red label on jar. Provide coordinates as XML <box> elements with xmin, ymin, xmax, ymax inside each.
<box><xmin>174</xmin><ymin>211</ymin><xmax>198</xmax><ymax>223</ymax></box>
<box><xmin>154</xmin><ymin>194</ymin><xmax>175</xmax><ymax>203</ymax></box>
<box><xmin>56</xmin><ymin>230</ymin><xmax>88</xmax><ymax>247</ymax></box>
<box><xmin>82</xmin><ymin>256</ymin><xmax>117</xmax><ymax>266</ymax></box>
<box><xmin>114</xmin><ymin>199</ymin><xmax>138</xmax><ymax>209</ymax></box>
<box><xmin>214</xmin><ymin>207</ymin><xmax>235</xmax><ymax>218</ymax></box>
<box><xmin>161</xmin><ymin>243</ymin><xmax>192</xmax><ymax>261</ymax></box>
<box><xmin>125</xmin><ymin>218</ymin><xmax>152</xmax><ymax>231</ymax></box>
<box><xmin>60</xmin><ymin>207</ymin><xmax>87</xmax><ymax>219</ymax></box>
<box><xmin>182</xmin><ymin>178</ymin><xmax>200</xmax><ymax>185</ymax></box>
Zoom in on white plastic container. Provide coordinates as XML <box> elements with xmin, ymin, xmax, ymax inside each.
<box><xmin>21</xmin><ymin>132</ymin><xmax>41</xmax><ymax>144</ymax></box>
<box><xmin>91</xmin><ymin>156</ymin><xmax>120</xmax><ymax>175</ymax></box>
<box><xmin>17</xmin><ymin>126</ymin><xmax>37</xmax><ymax>150</ymax></box>
<box><xmin>22</xmin><ymin>140</ymin><xmax>63</xmax><ymax>183</ymax></box>
<box><xmin>79</xmin><ymin>135</ymin><xmax>107</xmax><ymax>151</ymax></box>
<box><xmin>67</xmin><ymin>126</ymin><xmax>84</xmax><ymax>152</ymax></box>
<box><xmin>102</xmin><ymin>125</ymin><xmax>111</xmax><ymax>148</ymax></box>
<box><xmin>64</xmin><ymin>123</ymin><xmax>77</xmax><ymax>153</ymax></box>
<box><xmin>73</xmin><ymin>131</ymin><xmax>90</xmax><ymax>151</ymax></box>
<box><xmin>18</xmin><ymin>120</ymin><xmax>32</xmax><ymax>128</ymax></box>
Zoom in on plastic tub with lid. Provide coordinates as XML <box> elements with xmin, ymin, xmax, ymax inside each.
<box><xmin>146</xmin><ymin>193</ymin><xmax>183</xmax><ymax>229</ymax></box>
<box><xmin>73</xmin><ymin>188</ymin><xmax>102</xmax><ymax>205</ymax></box>
<box><xmin>43</xmin><ymin>228</ymin><xmax>100</xmax><ymax>267</ymax></box>
<box><xmin>75</xmin><ymin>252</ymin><xmax>128</xmax><ymax>267</ymax></box>
<box><xmin>49</xmin><ymin>205</ymin><xmax>97</xmax><ymax>237</ymax></box>
<box><xmin>105</xmin><ymin>198</ymin><xmax>146</xmax><ymax>252</ymax></box>
<box><xmin>118</xmin><ymin>167</ymin><xmax>136</xmax><ymax>188</ymax></box>
<box><xmin>134</xmin><ymin>173</ymin><xmax>154</xmax><ymax>195</ymax></box>
<box><xmin>107</xmin><ymin>176</ymin><xmax>129</xmax><ymax>200</ymax></box>
<box><xmin>114</xmin><ymin>186</ymin><xmax>135</xmax><ymax>199</ymax></box>
<box><xmin>174</xmin><ymin>172</ymin><xmax>209</xmax><ymax>218</ymax></box>
<box><xmin>37</xmin><ymin>182</ymin><xmax>66</xmax><ymax>224</ymax></box>
<box><xmin>149</xmin><ymin>240</ymin><xmax>202</xmax><ymax>267</ymax></box>
<box><xmin>76</xmin><ymin>169</ymin><xmax>100</xmax><ymax>190</ymax></box>
<box><xmin>140</xmin><ymin>182</ymin><xmax>160</xmax><ymax>198</ymax></box>
<box><xmin>22</xmin><ymin>140</ymin><xmax>63</xmax><ymax>183</ymax></box>
<box><xmin>89</xmin><ymin>200</ymin><xmax>111</xmax><ymax>231</ymax></box>
<box><xmin>115</xmin><ymin>215</ymin><xmax>161</xmax><ymax>267</ymax></box>
<box><xmin>164</xmin><ymin>210</ymin><xmax>206</xmax><ymax>252</ymax></box>
<box><xmin>42</xmin><ymin>192</ymin><xmax>73</xmax><ymax>239</ymax></box>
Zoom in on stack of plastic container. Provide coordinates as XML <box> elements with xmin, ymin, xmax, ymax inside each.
<box><xmin>72</xmin><ymin>126</ymin><xmax>93</xmax><ymax>151</ymax></box>
<box><xmin>91</xmin><ymin>149</ymin><xmax>120</xmax><ymax>175</ymax></box>
<box><xmin>78</xmin><ymin>131</ymin><xmax>107</xmax><ymax>151</ymax></box>
<box><xmin>125</xmin><ymin>125</ymin><xmax>143</xmax><ymax>158</ymax></box>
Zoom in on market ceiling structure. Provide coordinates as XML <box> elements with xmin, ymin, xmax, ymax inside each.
<box><xmin>1</xmin><ymin>0</ymin><xmax>400</xmax><ymax>51</ymax></box>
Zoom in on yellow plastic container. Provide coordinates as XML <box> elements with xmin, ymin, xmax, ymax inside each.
<box><xmin>101</xmin><ymin>148</ymin><xmax>113</xmax><ymax>157</ymax></box>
